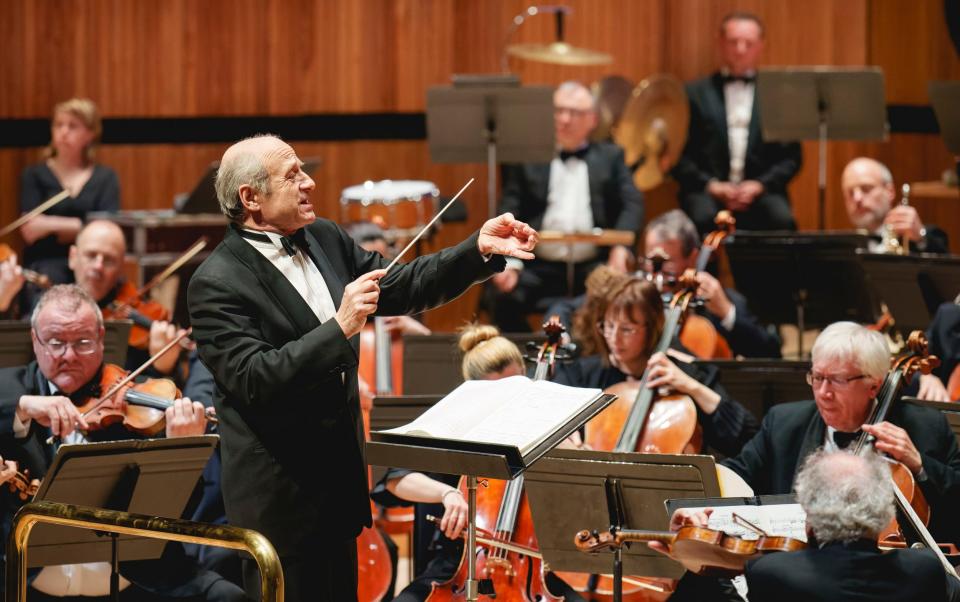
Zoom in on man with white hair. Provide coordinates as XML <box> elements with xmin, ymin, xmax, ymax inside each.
<box><xmin>745</xmin><ymin>450</ymin><xmax>960</xmax><ymax>601</ymax></box>
<box><xmin>842</xmin><ymin>157</ymin><xmax>949</xmax><ymax>253</ymax></box>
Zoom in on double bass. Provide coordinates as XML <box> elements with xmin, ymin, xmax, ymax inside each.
<box><xmin>426</xmin><ymin>318</ymin><xmax>569</xmax><ymax>602</ymax></box>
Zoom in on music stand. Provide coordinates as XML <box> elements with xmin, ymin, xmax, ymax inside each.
<box><xmin>724</xmin><ymin>232</ymin><xmax>877</xmax><ymax>355</ymax></box>
<box><xmin>366</xmin><ymin>393</ymin><xmax>615</xmax><ymax>601</ymax></box>
<box><xmin>857</xmin><ymin>250</ymin><xmax>960</xmax><ymax>334</ymax></box>
<box><xmin>905</xmin><ymin>397</ymin><xmax>960</xmax><ymax>446</ymax></box>
<box><xmin>0</xmin><ymin>320</ymin><xmax>132</xmax><ymax>369</ymax></box>
<box><xmin>368</xmin><ymin>394</ymin><xmax>442</xmax><ymax>485</ymax></box>
<box><xmin>23</xmin><ymin>436</ymin><xmax>217</xmax><ymax>599</ymax></box>
<box><xmin>929</xmin><ymin>81</ymin><xmax>960</xmax><ymax>155</ymax></box>
<box><xmin>757</xmin><ymin>67</ymin><xmax>887</xmax><ymax>230</ymax></box>
<box><xmin>426</xmin><ymin>78</ymin><xmax>555</xmax><ymax>219</ymax></box>
<box><xmin>523</xmin><ymin>450</ymin><xmax>722</xmax><ymax>601</ymax></box>
<box><xmin>692</xmin><ymin>359</ymin><xmax>810</xmax><ymax>424</ymax></box>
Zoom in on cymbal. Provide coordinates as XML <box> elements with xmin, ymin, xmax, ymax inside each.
<box><xmin>506</xmin><ymin>42</ymin><xmax>613</xmax><ymax>66</ymax></box>
<box><xmin>614</xmin><ymin>75</ymin><xmax>690</xmax><ymax>191</ymax></box>
<box><xmin>591</xmin><ymin>75</ymin><xmax>635</xmax><ymax>142</ymax></box>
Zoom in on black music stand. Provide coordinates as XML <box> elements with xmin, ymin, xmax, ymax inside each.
<box><xmin>22</xmin><ymin>436</ymin><xmax>218</xmax><ymax>601</ymax></box>
<box><xmin>401</xmin><ymin>333</ymin><xmax>546</xmax><ymax>395</ymax></box>
<box><xmin>757</xmin><ymin>67</ymin><xmax>887</xmax><ymax>230</ymax></box>
<box><xmin>905</xmin><ymin>397</ymin><xmax>960</xmax><ymax>446</ymax></box>
<box><xmin>366</xmin><ymin>393</ymin><xmax>615</xmax><ymax>602</ymax></box>
<box><xmin>368</xmin><ymin>394</ymin><xmax>442</xmax><ymax>486</ymax></box>
<box><xmin>426</xmin><ymin>78</ymin><xmax>555</xmax><ymax>219</ymax></box>
<box><xmin>0</xmin><ymin>320</ymin><xmax>132</xmax><ymax>369</ymax></box>
<box><xmin>523</xmin><ymin>450</ymin><xmax>722</xmax><ymax>601</ymax></box>
<box><xmin>724</xmin><ymin>232</ymin><xmax>877</xmax><ymax>356</ymax></box>
<box><xmin>929</xmin><ymin>81</ymin><xmax>960</xmax><ymax>156</ymax></box>
<box><xmin>858</xmin><ymin>250</ymin><xmax>960</xmax><ymax>334</ymax></box>
<box><xmin>692</xmin><ymin>359</ymin><xmax>810</xmax><ymax>425</ymax></box>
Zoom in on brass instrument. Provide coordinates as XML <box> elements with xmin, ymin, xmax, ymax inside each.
<box><xmin>879</xmin><ymin>183</ymin><xmax>911</xmax><ymax>255</ymax></box>
<box><xmin>6</xmin><ymin>501</ymin><xmax>284</xmax><ymax>602</ymax></box>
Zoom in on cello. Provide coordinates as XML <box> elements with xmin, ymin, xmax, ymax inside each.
<box><xmin>426</xmin><ymin>318</ymin><xmax>569</xmax><ymax>602</ymax></box>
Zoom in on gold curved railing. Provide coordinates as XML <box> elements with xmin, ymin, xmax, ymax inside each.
<box><xmin>5</xmin><ymin>500</ymin><xmax>283</xmax><ymax>602</ymax></box>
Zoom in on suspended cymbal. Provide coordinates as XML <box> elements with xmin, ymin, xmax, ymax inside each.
<box><xmin>591</xmin><ymin>75</ymin><xmax>635</xmax><ymax>142</ymax></box>
<box><xmin>614</xmin><ymin>75</ymin><xmax>690</xmax><ymax>191</ymax></box>
<box><xmin>506</xmin><ymin>42</ymin><xmax>613</xmax><ymax>66</ymax></box>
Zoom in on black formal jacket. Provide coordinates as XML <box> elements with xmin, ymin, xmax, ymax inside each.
<box><xmin>187</xmin><ymin>220</ymin><xmax>504</xmax><ymax>555</ymax></box>
<box><xmin>746</xmin><ymin>539</ymin><xmax>958</xmax><ymax>602</ymax></box>
<box><xmin>499</xmin><ymin>142</ymin><xmax>643</xmax><ymax>259</ymax></box>
<box><xmin>671</xmin><ymin>72</ymin><xmax>802</xmax><ymax>195</ymax></box>
<box><xmin>723</xmin><ymin>400</ymin><xmax>960</xmax><ymax>545</ymax></box>
<box><xmin>928</xmin><ymin>302</ymin><xmax>960</xmax><ymax>385</ymax></box>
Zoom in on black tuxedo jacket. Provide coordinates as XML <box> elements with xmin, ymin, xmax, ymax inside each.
<box><xmin>746</xmin><ymin>539</ymin><xmax>957</xmax><ymax>601</ymax></box>
<box><xmin>928</xmin><ymin>302</ymin><xmax>960</xmax><ymax>384</ymax></box>
<box><xmin>723</xmin><ymin>400</ymin><xmax>960</xmax><ymax>545</ymax></box>
<box><xmin>672</xmin><ymin>72</ymin><xmax>802</xmax><ymax>194</ymax></box>
<box><xmin>499</xmin><ymin>142</ymin><xmax>643</xmax><ymax>256</ymax></box>
<box><xmin>187</xmin><ymin>220</ymin><xmax>503</xmax><ymax>554</ymax></box>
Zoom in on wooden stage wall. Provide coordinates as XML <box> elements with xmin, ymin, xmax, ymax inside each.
<box><xmin>1</xmin><ymin>0</ymin><xmax>958</xmax><ymax>331</ymax></box>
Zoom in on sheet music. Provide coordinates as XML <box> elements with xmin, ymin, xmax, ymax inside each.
<box><xmin>706</xmin><ymin>503</ymin><xmax>807</xmax><ymax>542</ymax></box>
<box><xmin>381</xmin><ymin>376</ymin><xmax>601</xmax><ymax>453</ymax></box>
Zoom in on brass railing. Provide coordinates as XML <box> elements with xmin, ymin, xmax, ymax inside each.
<box><xmin>6</xmin><ymin>500</ymin><xmax>283</xmax><ymax>602</ymax></box>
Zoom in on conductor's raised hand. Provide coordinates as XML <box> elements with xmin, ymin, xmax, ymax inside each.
<box><xmin>335</xmin><ymin>269</ymin><xmax>387</xmax><ymax>338</ymax></box>
<box><xmin>477</xmin><ymin>213</ymin><xmax>538</xmax><ymax>260</ymax></box>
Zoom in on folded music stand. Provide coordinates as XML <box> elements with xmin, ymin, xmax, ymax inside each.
<box><xmin>0</xmin><ymin>320</ymin><xmax>132</xmax><ymax>369</ymax></box>
<box><xmin>426</xmin><ymin>78</ymin><xmax>555</xmax><ymax>219</ymax></box>
<box><xmin>367</xmin><ymin>394</ymin><xmax>615</xmax><ymax>602</ymax></box>
<box><xmin>724</xmin><ymin>232</ymin><xmax>878</xmax><ymax>356</ymax></box>
<box><xmin>21</xmin><ymin>436</ymin><xmax>217</xmax><ymax>600</ymax></box>
<box><xmin>757</xmin><ymin>67</ymin><xmax>887</xmax><ymax>230</ymax></box>
<box><xmin>523</xmin><ymin>450</ymin><xmax>722</xmax><ymax>602</ymax></box>
<box><xmin>857</xmin><ymin>250</ymin><xmax>960</xmax><ymax>334</ymax></box>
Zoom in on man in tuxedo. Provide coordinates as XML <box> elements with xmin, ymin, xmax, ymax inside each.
<box><xmin>643</xmin><ymin>209</ymin><xmax>781</xmax><ymax>358</ymax></box>
<box><xmin>672</xmin><ymin>12</ymin><xmax>801</xmax><ymax>237</ymax></box>
<box><xmin>747</xmin><ymin>450</ymin><xmax>959</xmax><ymax>601</ymax></box>
<box><xmin>187</xmin><ymin>134</ymin><xmax>537</xmax><ymax>602</ymax></box>
<box><xmin>484</xmin><ymin>80</ymin><xmax>643</xmax><ymax>332</ymax></box>
<box><xmin>0</xmin><ymin>284</ymin><xmax>243</xmax><ymax>601</ymax></box>
<box><xmin>842</xmin><ymin>157</ymin><xmax>949</xmax><ymax>254</ymax></box>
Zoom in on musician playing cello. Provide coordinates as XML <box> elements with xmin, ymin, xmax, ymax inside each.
<box><xmin>0</xmin><ymin>284</ymin><xmax>245</xmax><ymax>601</ymax></box>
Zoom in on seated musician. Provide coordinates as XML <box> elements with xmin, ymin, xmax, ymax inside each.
<box><xmin>928</xmin><ymin>300</ymin><xmax>960</xmax><ymax>402</ymax></box>
<box><xmin>482</xmin><ymin>80</ymin><xmax>644</xmax><ymax>332</ymax></box>
<box><xmin>661</xmin><ymin>321</ymin><xmax>960</xmax><ymax>599</ymax></box>
<box><xmin>842</xmin><ymin>157</ymin><xmax>949</xmax><ymax>254</ymax></box>
<box><xmin>644</xmin><ymin>209</ymin><xmax>781</xmax><ymax>358</ymax></box>
<box><xmin>0</xmin><ymin>285</ymin><xmax>246</xmax><ymax>601</ymax></box>
<box><xmin>552</xmin><ymin>270</ymin><xmax>759</xmax><ymax>457</ymax></box>
<box><xmin>371</xmin><ymin>324</ymin><xmax>586</xmax><ymax>602</ymax></box>
<box><xmin>744</xmin><ymin>450</ymin><xmax>960</xmax><ymax>602</ymax></box>
<box><xmin>0</xmin><ymin>252</ymin><xmax>25</xmax><ymax>317</ymax></box>
<box><xmin>65</xmin><ymin>219</ymin><xmax>187</xmax><ymax>377</ymax></box>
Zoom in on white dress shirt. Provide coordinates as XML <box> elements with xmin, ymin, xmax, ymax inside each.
<box><xmin>537</xmin><ymin>155</ymin><xmax>597</xmax><ymax>263</ymax></box>
<box><xmin>723</xmin><ymin>77</ymin><xmax>755</xmax><ymax>184</ymax></box>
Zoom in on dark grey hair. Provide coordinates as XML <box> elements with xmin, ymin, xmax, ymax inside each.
<box><xmin>795</xmin><ymin>450</ymin><xmax>894</xmax><ymax>544</ymax></box>
<box><xmin>214</xmin><ymin>135</ymin><xmax>276</xmax><ymax>224</ymax></box>
<box><xmin>645</xmin><ymin>209</ymin><xmax>700</xmax><ymax>257</ymax></box>
<box><xmin>31</xmin><ymin>284</ymin><xmax>103</xmax><ymax>332</ymax></box>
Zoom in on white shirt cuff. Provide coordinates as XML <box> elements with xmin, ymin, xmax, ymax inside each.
<box><xmin>505</xmin><ymin>257</ymin><xmax>524</xmax><ymax>271</ymax></box>
<box><xmin>12</xmin><ymin>413</ymin><xmax>30</xmax><ymax>439</ymax></box>
<box><xmin>720</xmin><ymin>305</ymin><xmax>737</xmax><ymax>332</ymax></box>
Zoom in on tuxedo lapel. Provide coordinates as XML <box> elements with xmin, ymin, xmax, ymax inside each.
<box><xmin>222</xmin><ymin>225</ymin><xmax>320</xmax><ymax>336</ymax></box>
<box><xmin>301</xmin><ymin>229</ymin><xmax>344</xmax><ymax>312</ymax></box>
<box><xmin>708</xmin><ymin>73</ymin><xmax>731</xmax><ymax>172</ymax></box>
<box><xmin>585</xmin><ymin>146</ymin><xmax>607</xmax><ymax>227</ymax></box>
<box><xmin>746</xmin><ymin>90</ymin><xmax>762</xmax><ymax>160</ymax></box>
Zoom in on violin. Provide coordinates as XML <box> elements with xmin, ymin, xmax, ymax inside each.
<box><xmin>6</xmin><ymin>468</ymin><xmax>41</xmax><ymax>501</ymax></box>
<box><xmin>574</xmin><ymin>524</ymin><xmax>806</xmax><ymax>577</ymax></box>
<box><xmin>0</xmin><ymin>243</ymin><xmax>51</xmax><ymax>289</ymax></box>
<box><xmin>427</xmin><ymin>318</ymin><xmax>568</xmax><ymax>602</ymax></box>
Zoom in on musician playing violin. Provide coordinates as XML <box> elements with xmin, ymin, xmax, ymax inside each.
<box><xmin>0</xmin><ymin>253</ymin><xmax>26</xmax><ymax>315</ymax></box>
<box><xmin>662</xmin><ymin>322</ymin><xmax>960</xmax><ymax>600</ymax></box>
<box><xmin>554</xmin><ymin>270</ymin><xmax>759</xmax><ymax>457</ymax></box>
<box><xmin>0</xmin><ymin>284</ymin><xmax>245</xmax><ymax>601</ymax></box>
<box><xmin>66</xmin><ymin>220</ymin><xmax>188</xmax><ymax>376</ymax></box>
<box><xmin>644</xmin><ymin>209</ymin><xmax>781</xmax><ymax>358</ymax></box>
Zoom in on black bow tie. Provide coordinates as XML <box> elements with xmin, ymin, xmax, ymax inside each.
<box><xmin>559</xmin><ymin>146</ymin><xmax>589</xmax><ymax>162</ymax></box>
<box><xmin>722</xmin><ymin>73</ymin><xmax>756</xmax><ymax>85</ymax></box>
<box><xmin>239</xmin><ymin>228</ymin><xmax>308</xmax><ymax>257</ymax></box>
<box><xmin>833</xmin><ymin>430</ymin><xmax>862</xmax><ymax>449</ymax></box>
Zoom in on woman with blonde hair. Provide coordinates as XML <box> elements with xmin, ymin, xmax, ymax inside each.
<box><xmin>19</xmin><ymin>98</ymin><xmax>120</xmax><ymax>310</ymax></box>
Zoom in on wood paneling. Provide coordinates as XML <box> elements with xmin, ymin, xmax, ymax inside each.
<box><xmin>1</xmin><ymin>0</ymin><xmax>957</xmax><ymax>329</ymax></box>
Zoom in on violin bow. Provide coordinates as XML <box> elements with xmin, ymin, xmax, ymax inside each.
<box><xmin>134</xmin><ymin>237</ymin><xmax>208</xmax><ymax>299</ymax></box>
<box><xmin>0</xmin><ymin>191</ymin><xmax>70</xmax><ymax>238</ymax></box>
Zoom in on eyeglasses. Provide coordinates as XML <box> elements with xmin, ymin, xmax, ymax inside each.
<box><xmin>554</xmin><ymin>106</ymin><xmax>592</xmax><ymax>119</ymax></box>
<box><xmin>805</xmin><ymin>372</ymin><xmax>867</xmax><ymax>389</ymax></box>
<box><xmin>37</xmin><ymin>337</ymin><xmax>99</xmax><ymax>357</ymax></box>
<box><xmin>597</xmin><ymin>321</ymin><xmax>645</xmax><ymax>339</ymax></box>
